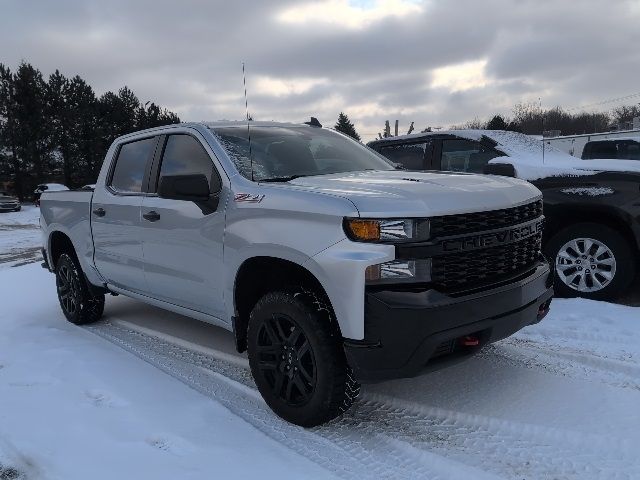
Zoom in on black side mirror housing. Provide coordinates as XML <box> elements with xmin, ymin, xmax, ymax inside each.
<box><xmin>483</xmin><ymin>162</ymin><xmax>516</xmax><ymax>178</ymax></box>
<box><xmin>158</xmin><ymin>174</ymin><xmax>212</xmax><ymax>202</ymax></box>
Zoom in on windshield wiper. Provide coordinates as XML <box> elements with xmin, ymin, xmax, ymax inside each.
<box><xmin>258</xmin><ymin>174</ymin><xmax>310</xmax><ymax>182</ymax></box>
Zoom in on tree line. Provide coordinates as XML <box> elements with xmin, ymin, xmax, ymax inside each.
<box><xmin>0</xmin><ymin>62</ymin><xmax>180</xmax><ymax>199</ymax></box>
<box><xmin>451</xmin><ymin>102</ymin><xmax>640</xmax><ymax>136</ymax></box>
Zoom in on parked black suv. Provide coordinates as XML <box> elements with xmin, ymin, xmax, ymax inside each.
<box><xmin>369</xmin><ymin>130</ymin><xmax>640</xmax><ymax>300</ymax></box>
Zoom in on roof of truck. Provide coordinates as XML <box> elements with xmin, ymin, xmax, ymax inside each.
<box><xmin>584</xmin><ymin>136</ymin><xmax>640</xmax><ymax>143</ymax></box>
<box><xmin>115</xmin><ymin>121</ymin><xmax>322</xmax><ymax>141</ymax></box>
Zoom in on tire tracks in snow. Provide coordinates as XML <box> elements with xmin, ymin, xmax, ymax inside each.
<box><xmin>87</xmin><ymin>320</ymin><xmax>639</xmax><ymax>480</ymax></box>
<box><xmin>486</xmin><ymin>337</ymin><xmax>640</xmax><ymax>391</ymax></box>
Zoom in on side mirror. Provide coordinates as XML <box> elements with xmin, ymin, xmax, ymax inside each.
<box><xmin>483</xmin><ymin>162</ymin><xmax>516</xmax><ymax>178</ymax></box>
<box><xmin>158</xmin><ymin>174</ymin><xmax>212</xmax><ymax>202</ymax></box>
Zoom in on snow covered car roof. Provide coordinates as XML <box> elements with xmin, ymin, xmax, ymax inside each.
<box><xmin>35</xmin><ymin>183</ymin><xmax>69</xmax><ymax>192</ymax></box>
<box><xmin>454</xmin><ymin>130</ymin><xmax>640</xmax><ymax>180</ymax></box>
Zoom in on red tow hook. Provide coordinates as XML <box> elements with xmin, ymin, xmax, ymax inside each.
<box><xmin>537</xmin><ymin>301</ymin><xmax>551</xmax><ymax>320</ymax></box>
<box><xmin>460</xmin><ymin>335</ymin><xmax>480</xmax><ymax>347</ymax></box>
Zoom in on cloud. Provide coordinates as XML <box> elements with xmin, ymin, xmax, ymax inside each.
<box><xmin>1</xmin><ymin>0</ymin><xmax>639</xmax><ymax>141</ymax></box>
<box><xmin>277</xmin><ymin>0</ymin><xmax>423</xmax><ymax>29</ymax></box>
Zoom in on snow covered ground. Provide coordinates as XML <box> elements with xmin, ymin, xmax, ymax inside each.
<box><xmin>0</xmin><ymin>206</ymin><xmax>41</xmax><ymax>269</ymax></box>
<box><xmin>1</xmin><ymin>210</ymin><xmax>640</xmax><ymax>479</ymax></box>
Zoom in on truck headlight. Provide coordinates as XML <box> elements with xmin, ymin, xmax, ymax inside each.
<box><xmin>365</xmin><ymin>259</ymin><xmax>431</xmax><ymax>284</ymax></box>
<box><xmin>344</xmin><ymin>218</ymin><xmax>430</xmax><ymax>243</ymax></box>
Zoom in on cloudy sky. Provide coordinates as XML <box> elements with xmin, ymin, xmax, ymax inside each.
<box><xmin>2</xmin><ymin>0</ymin><xmax>639</xmax><ymax>140</ymax></box>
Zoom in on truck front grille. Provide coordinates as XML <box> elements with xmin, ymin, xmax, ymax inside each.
<box><xmin>431</xmin><ymin>233</ymin><xmax>542</xmax><ymax>292</ymax></box>
<box><xmin>430</xmin><ymin>200</ymin><xmax>543</xmax><ymax>238</ymax></box>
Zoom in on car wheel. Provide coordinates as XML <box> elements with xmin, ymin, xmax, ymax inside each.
<box><xmin>56</xmin><ymin>253</ymin><xmax>105</xmax><ymax>324</ymax></box>
<box><xmin>247</xmin><ymin>290</ymin><xmax>360</xmax><ymax>427</ymax></box>
<box><xmin>545</xmin><ymin>223</ymin><xmax>635</xmax><ymax>300</ymax></box>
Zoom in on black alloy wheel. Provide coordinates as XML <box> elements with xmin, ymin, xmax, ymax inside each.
<box><xmin>57</xmin><ymin>260</ymin><xmax>81</xmax><ymax>316</ymax></box>
<box><xmin>256</xmin><ymin>313</ymin><xmax>316</xmax><ymax>406</ymax></box>
<box><xmin>55</xmin><ymin>253</ymin><xmax>105</xmax><ymax>325</ymax></box>
<box><xmin>247</xmin><ymin>291</ymin><xmax>360</xmax><ymax>427</ymax></box>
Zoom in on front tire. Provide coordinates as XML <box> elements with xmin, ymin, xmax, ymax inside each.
<box><xmin>247</xmin><ymin>291</ymin><xmax>360</xmax><ymax>427</ymax></box>
<box><xmin>545</xmin><ymin>223</ymin><xmax>635</xmax><ymax>300</ymax></box>
<box><xmin>56</xmin><ymin>253</ymin><xmax>105</xmax><ymax>324</ymax></box>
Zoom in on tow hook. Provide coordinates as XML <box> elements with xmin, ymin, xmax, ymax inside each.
<box><xmin>460</xmin><ymin>335</ymin><xmax>480</xmax><ymax>347</ymax></box>
<box><xmin>537</xmin><ymin>300</ymin><xmax>551</xmax><ymax>320</ymax></box>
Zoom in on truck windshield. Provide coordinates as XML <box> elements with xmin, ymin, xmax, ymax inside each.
<box><xmin>211</xmin><ymin>125</ymin><xmax>394</xmax><ymax>181</ymax></box>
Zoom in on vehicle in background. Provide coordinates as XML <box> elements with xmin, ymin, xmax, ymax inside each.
<box><xmin>369</xmin><ymin>130</ymin><xmax>640</xmax><ymax>301</ymax></box>
<box><xmin>34</xmin><ymin>183</ymin><xmax>69</xmax><ymax>206</ymax></box>
<box><xmin>581</xmin><ymin>137</ymin><xmax>640</xmax><ymax>160</ymax></box>
<box><xmin>0</xmin><ymin>191</ymin><xmax>21</xmax><ymax>212</ymax></box>
<box><xmin>542</xmin><ymin>129</ymin><xmax>640</xmax><ymax>158</ymax></box>
<box><xmin>40</xmin><ymin>122</ymin><xmax>552</xmax><ymax>426</ymax></box>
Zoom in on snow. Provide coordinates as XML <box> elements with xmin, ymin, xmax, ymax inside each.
<box><xmin>2</xmin><ymin>209</ymin><xmax>640</xmax><ymax>479</ymax></box>
<box><xmin>0</xmin><ymin>206</ymin><xmax>42</xmax><ymax>269</ymax></box>
<box><xmin>560</xmin><ymin>187</ymin><xmax>616</xmax><ymax>196</ymax></box>
<box><xmin>388</xmin><ymin>129</ymin><xmax>640</xmax><ymax>180</ymax></box>
<box><xmin>0</xmin><ymin>264</ymin><xmax>335</xmax><ymax>480</ymax></box>
<box><xmin>466</xmin><ymin>130</ymin><xmax>640</xmax><ymax>180</ymax></box>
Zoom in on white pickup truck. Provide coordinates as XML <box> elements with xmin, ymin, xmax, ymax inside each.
<box><xmin>40</xmin><ymin>121</ymin><xmax>553</xmax><ymax>426</ymax></box>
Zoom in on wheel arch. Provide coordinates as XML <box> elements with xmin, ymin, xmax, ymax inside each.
<box><xmin>232</xmin><ymin>256</ymin><xmax>336</xmax><ymax>353</ymax></box>
<box><xmin>544</xmin><ymin>205</ymin><xmax>639</xmax><ymax>255</ymax></box>
<box><xmin>48</xmin><ymin>230</ymin><xmax>78</xmax><ymax>269</ymax></box>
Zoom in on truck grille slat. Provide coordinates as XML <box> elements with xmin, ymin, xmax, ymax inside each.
<box><xmin>430</xmin><ymin>200</ymin><xmax>543</xmax><ymax>238</ymax></box>
<box><xmin>426</xmin><ymin>200</ymin><xmax>544</xmax><ymax>292</ymax></box>
<box><xmin>431</xmin><ymin>234</ymin><xmax>541</xmax><ymax>291</ymax></box>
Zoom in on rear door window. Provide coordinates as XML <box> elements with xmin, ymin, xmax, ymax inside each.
<box><xmin>110</xmin><ymin>137</ymin><xmax>156</xmax><ymax>193</ymax></box>
<box><xmin>623</xmin><ymin>141</ymin><xmax>640</xmax><ymax>160</ymax></box>
<box><xmin>378</xmin><ymin>142</ymin><xmax>428</xmax><ymax>170</ymax></box>
<box><xmin>583</xmin><ymin>141</ymin><xmax>617</xmax><ymax>159</ymax></box>
<box><xmin>440</xmin><ymin>139</ymin><xmax>502</xmax><ymax>173</ymax></box>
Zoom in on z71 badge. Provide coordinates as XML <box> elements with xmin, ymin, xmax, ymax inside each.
<box><xmin>234</xmin><ymin>193</ymin><xmax>265</xmax><ymax>203</ymax></box>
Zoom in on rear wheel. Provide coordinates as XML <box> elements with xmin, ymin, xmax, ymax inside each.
<box><xmin>247</xmin><ymin>291</ymin><xmax>360</xmax><ymax>427</ymax></box>
<box><xmin>56</xmin><ymin>253</ymin><xmax>105</xmax><ymax>324</ymax></box>
<box><xmin>545</xmin><ymin>223</ymin><xmax>635</xmax><ymax>300</ymax></box>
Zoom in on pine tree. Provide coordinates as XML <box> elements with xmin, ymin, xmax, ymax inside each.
<box><xmin>66</xmin><ymin>76</ymin><xmax>100</xmax><ymax>185</ymax></box>
<box><xmin>13</xmin><ymin>62</ymin><xmax>51</xmax><ymax>184</ymax></box>
<box><xmin>334</xmin><ymin>112</ymin><xmax>361</xmax><ymax>141</ymax></box>
<box><xmin>486</xmin><ymin>115</ymin><xmax>508</xmax><ymax>130</ymax></box>
<box><xmin>0</xmin><ymin>64</ymin><xmax>23</xmax><ymax>197</ymax></box>
<box><xmin>46</xmin><ymin>70</ymin><xmax>72</xmax><ymax>185</ymax></box>
<box><xmin>0</xmin><ymin>62</ymin><xmax>180</xmax><ymax>194</ymax></box>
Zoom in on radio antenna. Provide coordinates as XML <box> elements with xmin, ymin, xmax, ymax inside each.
<box><xmin>242</xmin><ymin>62</ymin><xmax>254</xmax><ymax>181</ymax></box>
<box><xmin>540</xmin><ymin>97</ymin><xmax>545</xmax><ymax>165</ymax></box>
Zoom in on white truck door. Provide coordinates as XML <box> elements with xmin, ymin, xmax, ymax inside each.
<box><xmin>92</xmin><ymin>136</ymin><xmax>158</xmax><ymax>293</ymax></box>
<box><xmin>140</xmin><ymin>133</ymin><xmax>226</xmax><ymax>320</ymax></box>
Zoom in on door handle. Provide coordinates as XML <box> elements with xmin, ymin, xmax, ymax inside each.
<box><xmin>143</xmin><ymin>211</ymin><xmax>161</xmax><ymax>222</ymax></box>
<box><xmin>93</xmin><ymin>207</ymin><xmax>106</xmax><ymax>217</ymax></box>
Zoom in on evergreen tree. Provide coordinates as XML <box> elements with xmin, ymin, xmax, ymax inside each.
<box><xmin>66</xmin><ymin>76</ymin><xmax>100</xmax><ymax>185</ymax></box>
<box><xmin>46</xmin><ymin>70</ymin><xmax>72</xmax><ymax>185</ymax></box>
<box><xmin>0</xmin><ymin>62</ymin><xmax>181</xmax><ymax>195</ymax></box>
<box><xmin>13</xmin><ymin>62</ymin><xmax>51</xmax><ymax>184</ymax></box>
<box><xmin>486</xmin><ymin>114</ymin><xmax>508</xmax><ymax>130</ymax></box>
<box><xmin>0</xmin><ymin>64</ymin><xmax>22</xmax><ymax>197</ymax></box>
<box><xmin>334</xmin><ymin>112</ymin><xmax>361</xmax><ymax>141</ymax></box>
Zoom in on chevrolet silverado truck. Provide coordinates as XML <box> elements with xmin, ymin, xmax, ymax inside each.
<box><xmin>40</xmin><ymin>122</ymin><xmax>553</xmax><ymax>426</ymax></box>
<box><xmin>369</xmin><ymin>129</ymin><xmax>640</xmax><ymax>301</ymax></box>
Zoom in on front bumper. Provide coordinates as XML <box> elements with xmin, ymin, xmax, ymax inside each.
<box><xmin>344</xmin><ymin>261</ymin><xmax>553</xmax><ymax>382</ymax></box>
<box><xmin>0</xmin><ymin>203</ymin><xmax>20</xmax><ymax>211</ymax></box>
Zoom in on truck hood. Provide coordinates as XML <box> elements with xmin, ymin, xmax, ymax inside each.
<box><xmin>286</xmin><ymin>170</ymin><xmax>541</xmax><ymax>217</ymax></box>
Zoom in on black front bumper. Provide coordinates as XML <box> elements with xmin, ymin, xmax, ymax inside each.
<box><xmin>344</xmin><ymin>262</ymin><xmax>553</xmax><ymax>382</ymax></box>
